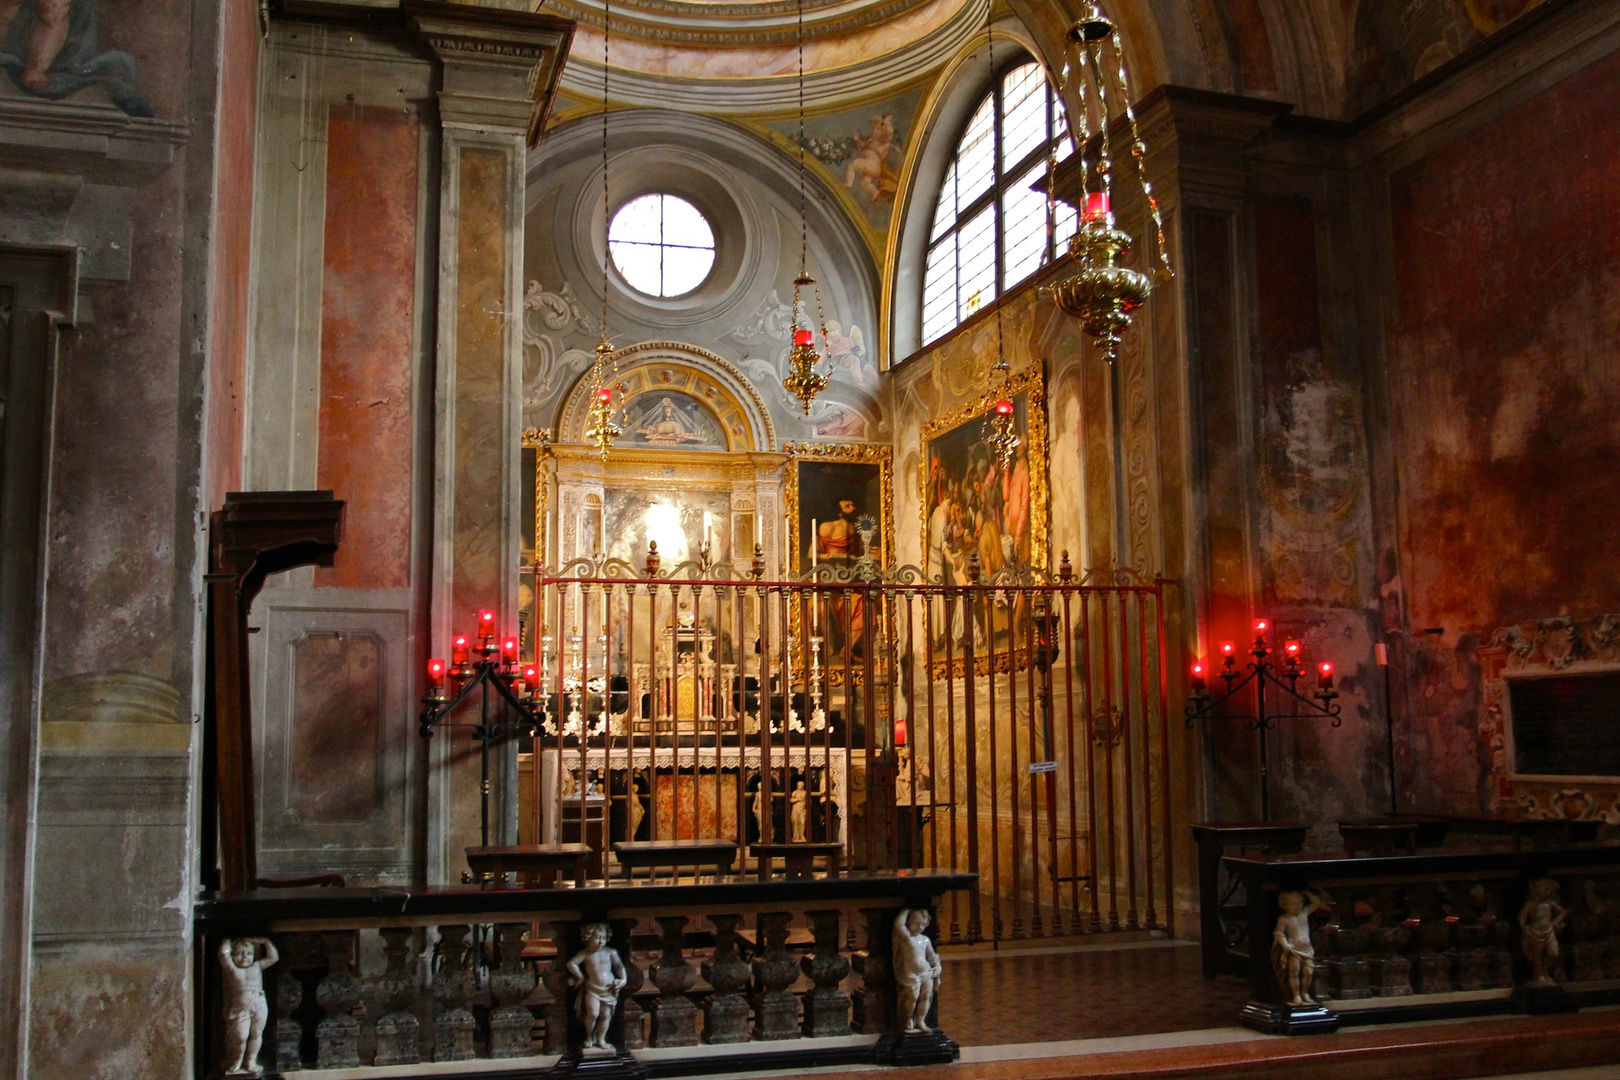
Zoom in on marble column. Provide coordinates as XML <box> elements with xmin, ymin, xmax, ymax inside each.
<box><xmin>406</xmin><ymin>2</ymin><xmax>573</xmax><ymax>881</ymax></box>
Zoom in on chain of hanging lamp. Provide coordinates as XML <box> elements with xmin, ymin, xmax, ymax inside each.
<box><xmin>583</xmin><ymin>0</ymin><xmax>623</xmax><ymax>460</ymax></box>
<box><xmin>979</xmin><ymin>1</ymin><xmax>1019</xmax><ymax>471</ymax></box>
<box><xmin>781</xmin><ymin>0</ymin><xmax>832</xmax><ymax>415</ymax></box>
<box><xmin>1047</xmin><ymin>2</ymin><xmax>1171</xmax><ymax>366</ymax></box>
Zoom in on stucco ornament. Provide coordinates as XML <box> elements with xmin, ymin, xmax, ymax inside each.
<box><xmin>892</xmin><ymin>908</ymin><xmax>941</xmax><ymax>1033</ymax></box>
<box><xmin>220</xmin><ymin>937</ymin><xmax>280</xmax><ymax>1076</ymax></box>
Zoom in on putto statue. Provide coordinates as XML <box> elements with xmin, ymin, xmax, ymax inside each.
<box><xmin>1270</xmin><ymin>890</ymin><xmax>1324</xmax><ymax>1007</ymax></box>
<box><xmin>1520</xmin><ymin>877</ymin><xmax>1569</xmax><ymax>987</ymax></box>
<box><xmin>567</xmin><ymin>923</ymin><xmax>628</xmax><ymax>1052</ymax></box>
<box><xmin>891</xmin><ymin>908</ymin><xmax>942</xmax><ymax>1033</ymax></box>
<box><xmin>219</xmin><ymin>937</ymin><xmax>279</xmax><ymax>1076</ymax></box>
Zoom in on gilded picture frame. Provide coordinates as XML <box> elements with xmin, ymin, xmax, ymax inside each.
<box><xmin>919</xmin><ymin>364</ymin><xmax>1049</xmax><ymax>580</ymax></box>
<box><xmin>783</xmin><ymin>441</ymin><xmax>896</xmax><ymax>575</ymax></box>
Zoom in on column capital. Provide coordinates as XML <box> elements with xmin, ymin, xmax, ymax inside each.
<box><xmin>404</xmin><ymin>1</ymin><xmax>574</xmax><ymax>144</ymax></box>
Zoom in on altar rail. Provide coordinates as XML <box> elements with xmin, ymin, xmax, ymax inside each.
<box><xmin>1222</xmin><ymin>841</ymin><xmax>1620</xmax><ymax>1033</ymax></box>
<box><xmin>515</xmin><ymin>553</ymin><xmax>1174</xmax><ymax>942</ymax></box>
<box><xmin>194</xmin><ymin>871</ymin><xmax>971</xmax><ymax>1077</ymax></box>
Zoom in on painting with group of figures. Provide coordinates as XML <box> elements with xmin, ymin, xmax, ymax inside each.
<box><xmin>921</xmin><ymin>367</ymin><xmax>1048</xmax><ymax>650</ymax></box>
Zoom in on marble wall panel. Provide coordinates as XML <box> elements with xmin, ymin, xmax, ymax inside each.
<box><xmin>314</xmin><ymin>105</ymin><xmax>420</xmax><ymax>591</ymax></box>
<box><xmin>1384</xmin><ymin>45</ymin><xmax>1620</xmax><ymax>811</ymax></box>
<box><xmin>204</xmin><ymin>0</ymin><xmax>260</xmax><ymax>506</ymax></box>
<box><xmin>27</xmin><ymin>941</ymin><xmax>188</xmax><ymax>1080</ymax></box>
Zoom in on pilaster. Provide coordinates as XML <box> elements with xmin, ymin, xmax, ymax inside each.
<box><xmin>411</xmin><ymin>3</ymin><xmax>573</xmax><ymax>881</ymax></box>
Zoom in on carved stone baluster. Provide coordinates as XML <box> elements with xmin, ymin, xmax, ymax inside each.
<box><xmin>431</xmin><ymin>925</ymin><xmax>476</xmax><ymax>1062</ymax></box>
<box><xmin>801</xmin><ymin>909</ymin><xmax>851</xmax><ymax>1037</ymax></box>
<box><xmin>701</xmin><ymin>913</ymin><xmax>751</xmax><ymax>1044</ymax></box>
<box><xmin>275</xmin><ymin>970</ymin><xmax>303</xmax><ymax>1072</ymax></box>
<box><xmin>610</xmin><ymin>918</ymin><xmax>646</xmax><ymax>1050</ymax></box>
<box><xmin>374</xmin><ymin>928</ymin><xmax>422</xmax><ymax>1065</ymax></box>
<box><xmin>314</xmin><ymin>932</ymin><xmax>362</xmax><ymax>1069</ymax></box>
<box><xmin>853</xmin><ymin>907</ymin><xmax>892</xmax><ymax>1035</ymax></box>
<box><xmin>541</xmin><ymin>921</ymin><xmax>577</xmax><ymax>1055</ymax></box>
<box><xmin>750</xmin><ymin>912</ymin><xmax>800</xmax><ymax>1040</ymax></box>
<box><xmin>489</xmin><ymin>923</ymin><xmax>538</xmax><ymax>1058</ymax></box>
<box><xmin>650</xmin><ymin>916</ymin><xmax>699</xmax><ymax>1047</ymax></box>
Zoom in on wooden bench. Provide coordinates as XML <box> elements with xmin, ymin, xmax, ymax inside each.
<box><xmin>612</xmin><ymin>839</ymin><xmax>739</xmax><ymax>879</ymax></box>
<box><xmin>465</xmin><ymin>843</ymin><xmax>591</xmax><ymax>888</ymax></box>
<box><xmin>751</xmin><ymin>841</ymin><xmax>843</xmax><ymax>880</ymax></box>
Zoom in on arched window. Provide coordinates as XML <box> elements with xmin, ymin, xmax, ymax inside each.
<box><xmin>921</xmin><ymin>60</ymin><xmax>1076</xmax><ymax>346</ymax></box>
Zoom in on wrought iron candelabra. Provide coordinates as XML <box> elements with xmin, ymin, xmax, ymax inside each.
<box><xmin>419</xmin><ymin>609</ymin><xmax>547</xmax><ymax>847</ymax></box>
<box><xmin>1184</xmin><ymin>620</ymin><xmax>1340</xmax><ymax>821</ymax></box>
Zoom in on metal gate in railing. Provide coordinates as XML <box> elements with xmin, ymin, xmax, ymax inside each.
<box><xmin>519</xmin><ymin>549</ymin><xmax>1174</xmax><ymax>943</ymax></box>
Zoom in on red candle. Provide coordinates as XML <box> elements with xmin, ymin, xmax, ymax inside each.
<box><xmin>501</xmin><ymin>637</ymin><xmax>519</xmax><ymax>663</ymax></box>
<box><xmin>1191</xmin><ymin>661</ymin><xmax>1206</xmax><ymax>692</ymax></box>
<box><xmin>452</xmin><ymin>634</ymin><xmax>469</xmax><ymax>666</ymax></box>
<box><xmin>1253</xmin><ymin>618</ymin><xmax>1268</xmax><ymax>639</ymax></box>
<box><xmin>1082</xmin><ymin>191</ymin><xmax>1110</xmax><ymax>221</ymax></box>
<box><xmin>1318</xmin><ymin>661</ymin><xmax>1334</xmax><ymax>688</ymax></box>
<box><xmin>794</xmin><ymin>328</ymin><xmax>814</xmax><ymax>346</ymax></box>
<box><xmin>994</xmin><ymin>398</ymin><xmax>1014</xmax><ymax>416</ymax></box>
<box><xmin>478</xmin><ymin>609</ymin><xmax>495</xmax><ymax>631</ymax></box>
<box><xmin>596</xmin><ymin>387</ymin><xmax>613</xmax><ymax>403</ymax></box>
<box><xmin>427</xmin><ymin>658</ymin><xmax>447</xmax><ymax>688</ymax></box>
<box><xmin>1220</xmin><ymin>641</ymin><xmax>1234</xmax><ymax>658</ymax></box>
<box><xmin>522</xmin><ymin>664</ymin><xmax>539</xmax><ymax>692</ymax></box>
<box><xmin>1284</xmin><ymin>640</ymin><xmax>1300</xmax><ymax>659</ymax></box>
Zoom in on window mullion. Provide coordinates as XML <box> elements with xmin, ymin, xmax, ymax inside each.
<box><xmin>993</xmin><ymin>70</ymin><xmax>1004</xmax><ymax>300</ymax></box>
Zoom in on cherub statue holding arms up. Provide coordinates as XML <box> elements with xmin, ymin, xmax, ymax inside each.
<box><xmin>892</xmin><ymin>908</ymin><xmax>942</xmax><ymax>1033</ymax></box>
<box><xmin>1519</xmin><ymin>877</ymin><xmax>1568</xmax><ymax>987</ymax></box>
<box><xmin>219</xmin><ymin>936</ymin><xmax>279</xmax><ymax>1076</ymax></box>
<box><xmin>1270</xmin><ymin>890</ymin><xmax>1324</xmax><ymax>1007</ymax></box>
<box><xmin>567</xmin><ymin>923</ymin><xmax>627</xmax><ymax>1052</ymax></box>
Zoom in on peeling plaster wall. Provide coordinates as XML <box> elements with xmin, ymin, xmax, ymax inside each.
<box><xmin>1381</xmin><ymin>44</ymin><xmax>1620</xmax><ymax>815</ymax></box>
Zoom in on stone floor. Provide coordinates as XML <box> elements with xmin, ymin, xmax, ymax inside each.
<box><xmin>937</xmin><ymin>940</ymin><xmax>1251</xmax><ymax>1046</ymax></box>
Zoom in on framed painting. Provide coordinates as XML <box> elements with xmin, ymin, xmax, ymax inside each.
<box><xmin>920</xmin><ymin>365</ymin><xmax>1048</xmax><ymax>584</ymax></box>
<box><xmin>784</xmin><ymin>442</ymin><xmax>895</xmax><ymax>575</ymax></box>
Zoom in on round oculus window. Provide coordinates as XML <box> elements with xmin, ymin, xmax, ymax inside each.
<box><xmin>608</xmin><ymin>193</ymin><xmax>716</xmax><ymax>297</ymax></box>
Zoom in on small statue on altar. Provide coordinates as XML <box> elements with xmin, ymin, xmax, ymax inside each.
<box><xmin>1271</xmin><ymin>890</ymin><xmax>1324</xmax><ymax>1007</ymax></box>
<box><xmin>567</xmin><ymin>922</ymin><xmax>627</xmax><ymax>1053</ymax></box>
<box><xmin>625</xmin><ymin>778</ymin><xmax>646</xmax><ymax>841</ymax></box>
<box><xmin>790</xmin><ymin>781</ymin><xmax>810</xmax><ymax>842</ymax></box>
<box><xmin>1520</xmin><ymin>877</ymin><xmax>1568</xmax><ymax>987</ymax></box>
<box><xmin>892</xmin><ymin>908</ymin><xmax>941</xmax><ymax>1033</ymax></box>
<box><xmin>219</xmin><ymin>936</ymin><xmax>278</xmax><ymax>1076</ymax></box>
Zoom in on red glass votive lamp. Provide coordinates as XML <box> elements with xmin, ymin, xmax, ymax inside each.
<box><xmin>1220</xmin><ymin>641</ymin><xmax>1235</xmax><ymax>665</ymax></box>
<box><xmin>427</xmin><ymin>657</ymin><xmax>447</xmax><ymax>691</ymax></box>
<box><xmin>1253</xmin><ymin>618</ymin><xmax>1269</xmax><ymax>644</ymax></box>
<box><xmin>596</xmin><ymin>387</ymin><xmax>613</xmax><ymax>403</ymax></box>
<box><xmin>451</xmin><ymin>634</ymin><xmax>470</xmax><ymax>667</ymax></box>
<box><xmin>477</xmin><ymin>609</ymin><xmax>496</xmax><ymax>641</ymax></box>
<box><xmin>522</xmin><ymin>665</ymin><xmax>539</xmax><ymax>695</ymax></box>
<box><xmin>1318</xmin><ymin>661</ymin><xmax>1335</xmax><ymax>689</ymax></box>
<box><xmin>501</xmin><ymin>637</ymin><xmax>519</xmax><ymax>664</ymax></box>
<box><xmin>794</xmin><ymin>328</ymin><xmax>814</xmax><ymax>346</ymax></box>
<box><xmin>1082</xmin><ymin>191</ymin><xmax>1110</xmax><ymax>221</ymax></box>
<box><xmin>1191</xmin><ymin>661</ymin><xmax>1206</xmax><ymax>692</ymax></box>
<box><xmin>994</xmin><ymin>398</ymin><xmax>1014</xmax><ymax>416</ymax></box>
